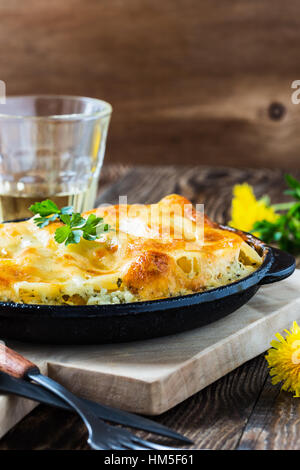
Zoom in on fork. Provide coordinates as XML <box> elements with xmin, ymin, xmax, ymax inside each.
<box><xmin>0</xmin><ymin>371</ymin><xmax>191</xmax><ymax>443</ymax></box>
<box><xmin>0</xmin><ymin>343</ymin><xmax>174</xmax><ymax>450</ymax></box>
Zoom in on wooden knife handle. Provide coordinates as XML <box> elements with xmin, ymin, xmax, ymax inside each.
<box><xmin>0</xmin><ymin>342</ymin><xmax>38</xmax><ymax>379</ymax></box>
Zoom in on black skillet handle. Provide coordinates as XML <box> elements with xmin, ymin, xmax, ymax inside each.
<box><xmin>259</xmin><ymin>247</ymin><xmax>296</xmax><ymax>285</ymax></box>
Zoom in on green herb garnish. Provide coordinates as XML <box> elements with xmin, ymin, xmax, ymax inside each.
<box><xmin>30</xmin><ymin>200</ymin><xmax>109</xmax><ymax>246</ymax></box>
<box><xmin>253</xmin><ymin>174</ymin><xmax>300</xmax><ymax>253</ymax></box>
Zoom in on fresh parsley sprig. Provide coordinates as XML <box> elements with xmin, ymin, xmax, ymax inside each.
<box><xmin>253</xmin><ymin>174</ymin><xmax>300</xmax><ymax>253</ymax></box>
<box><xmin>29</xmin><ymin>200</ymin><xmax>73</xmax><ymax>228</ymax></box>
<box><xmin>29</xmin><ymin>199</ymin><xmax>109</xmax><ymax>246</ymax></box>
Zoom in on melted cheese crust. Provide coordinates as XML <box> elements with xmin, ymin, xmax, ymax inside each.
<box><xmin>0</xmin><ymin>194</ymin><xmax>262</xmax><ymax>305</ymax></box>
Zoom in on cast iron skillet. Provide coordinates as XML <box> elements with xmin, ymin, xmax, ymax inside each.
<box><xmin>0</xmin><ymin>223</ymin><xmax>296</xmax><ymax>344</ymax></box>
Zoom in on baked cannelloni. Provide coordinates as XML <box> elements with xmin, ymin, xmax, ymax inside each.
<box><xmin>0</xmin><ymin>194</ymin><xmax>263</xmax><ymax>305</ymax></box>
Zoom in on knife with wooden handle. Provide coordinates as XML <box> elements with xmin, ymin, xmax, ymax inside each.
<box><xmin>0</xmin><ymin>343</ymin><xmax>191</xmax><ymax>444</ymax></box>
<box><xmin>0</xmin><ymin>342</ymin><xmax>38</xmax><ymax>378</ymax></box>
<box><xmin>0</xmin><ymin>342</ymin><xmax>113</xmax><ymax>450</ymax></box>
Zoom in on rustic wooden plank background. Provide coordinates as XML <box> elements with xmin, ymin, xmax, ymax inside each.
<box><xmin>1</xmin><ymin>0</ymin><xmax>300</xmax><ymax>168</ymax></box>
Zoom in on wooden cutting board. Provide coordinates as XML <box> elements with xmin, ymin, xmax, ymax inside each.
<box><xmin>0</xmin><ymin>269</ymin><xmax>300</xmax><ymax>439</ymax></box>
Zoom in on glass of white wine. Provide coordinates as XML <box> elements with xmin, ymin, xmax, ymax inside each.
<box><xmin>0</xmin><ymin>95</ymin><xmax>112</xmax><ymax>221</ymax></box>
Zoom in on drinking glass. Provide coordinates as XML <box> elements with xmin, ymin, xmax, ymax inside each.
<box><xmin>0</xmin><ymin>95</ymin><xmax>112</xmax><ymax>221</ymax></box>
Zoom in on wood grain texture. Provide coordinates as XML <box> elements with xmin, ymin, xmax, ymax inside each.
<box><xmin>1</xmin><ymin>1</ymin><xmax>300</xmax><ymax>168</ymax></box>
<box><xmin>1</xmin><ymin>164</ymin><xmax>300</xmax><ymax>449</ymax></box>
<box><xmin>97</xmin><ymin>165</ymin><xmax>300</xmax><ymax>222</ymax></box>
<box><xmin>0</xmin><ymin>355</ymin><xmax>269</xmax><ymax>450</ymax></box>
<box><xmin>237</xmin><ymin>377</ymin><xmax>300</xmax><ymax>450</ymax></box>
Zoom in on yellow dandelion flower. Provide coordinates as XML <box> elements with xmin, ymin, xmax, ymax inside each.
<box><xmin>229</xmin><ymin>183</ymin><xmax>278</xmax><ymax>234</ymax></box>
<box><xmin>266</xmin><ymin>322</ymin><xmax>300</xmax><ymax>397</ymax></box>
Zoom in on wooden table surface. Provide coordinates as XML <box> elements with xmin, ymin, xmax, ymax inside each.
<box><xmin>3</xmin><ymin>1</ymin><xmax>300</xmax><ymax>170</ymax></box>
<box><xmin>0</xmin><ymin>164</ymin><xmax>300</xmax><ymax>450</ymax></box>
